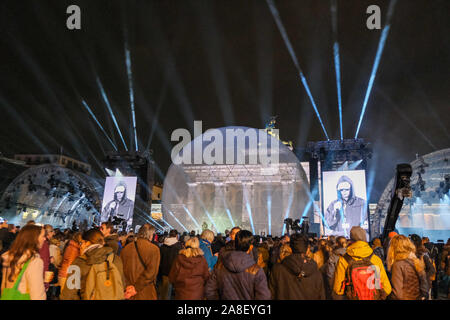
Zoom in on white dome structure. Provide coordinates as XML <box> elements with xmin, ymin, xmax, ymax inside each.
<box><xmin>374</xmin><ymin>148</ymin><xmax>450</xmax><ymax>241</ymax></box>
<box><xmin>162</xmin><ymin>127</ymin><xmax>310</xmax><ymax>236</ymax></box>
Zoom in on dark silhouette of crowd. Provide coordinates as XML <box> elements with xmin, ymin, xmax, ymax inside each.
<box><xmin>1</xmin><ymin>218</ymin><xmax>449</xmax><ymax>300</ymax></box>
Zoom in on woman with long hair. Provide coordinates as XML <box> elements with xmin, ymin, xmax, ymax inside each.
<box><xmin>1</xmin><ymin>224</ymin><xmax>47</xmax><ymax>300</ymax></box>
<box><xmin>168</xmin><ymin>237</ymin><xmax>210</xmax><ymax>300</ymax></box>
<box><xmin>387</xmin><ymin>235</ymin><xmax>429</xmax><ymax>300</ymax></box>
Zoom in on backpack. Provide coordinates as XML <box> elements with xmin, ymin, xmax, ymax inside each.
<box><xmin>82</xmin><ymin>252</ymin><xmax>124</xmax><ymax>300</ymax></box>
<box><xmin>343</xmin><ymin>253</ymin><xmax>383</xmax><ymax>300</ymax></box>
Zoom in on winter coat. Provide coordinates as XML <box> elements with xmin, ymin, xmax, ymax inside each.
<box><xmin>1</xmin><ymin>252</ymin><xmax>46</xmax><ymax>300</ymax></box>
<box><xmin>390</xmin><ymin>258</ymin><xmax>429</xmax><ymax>300</ymax></box>
<box><xmin>199</xmin><ymin>239</ymin><xmax>218</xmax><ymax>271</ymax></box>
<box><xmin>59</xmin><ymin>240</ymin><xmax>80</xmax><ymax>278</ymax></box>
<box><xmin>323</xmin><ymin>247</ymin><xmax>346</xmax><ymax>299</ymax></box>
<box><xmin>204</xmin><ymin>250</ymin><xmax>271</xmax><ymax>300</ymax></box>
<box><xmin>120</xmin><ymin>238</ymin><xmax>160</xmax><ymax>300</ymax></box>
<box><xmin>168</xmin><ymin>254</ymin><xmax>210</xmax><ymax>300</ymax></box>
<box><xmin>104</xmin><ymin>234</ymin><xmax>120</xmax><ymax>256</ymax></box>
<box><xmin>60</xmin><ymin>245</ymin><xmax>124</xmax><ymax>300</ymax></box>
<box><xmin>159</xmin><ymin>238</ymin><xmax>183</xmax><ymax>277</ymax></box>
<box><xmin>269</xmin><ymin>253</ymin><xmax>325</xmax><ymax>300</ymax></box>
<box><xmin>333</xmin><ymin>241</ymin><xmax>392</xmax><ymax>297</ymax></box>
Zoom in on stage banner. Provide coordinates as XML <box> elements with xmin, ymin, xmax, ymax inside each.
<box><xmin>322</xmin><ymin>170</ymin><xmax>368</xmax><ymax>238</ymax></box>
<box><xmin>101</xmin><ymin>176</ymin><xmax>137</xmax><ymax>232</ymax></box>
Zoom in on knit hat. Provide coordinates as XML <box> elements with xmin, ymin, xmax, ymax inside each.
<box><xmin>350</xmin><ymin>226</ymin><xmax>367</xmax><ymax>242</ymax></box>
<box><xmin>388</xmin><ymin>231</ymin><xmax>398</xmax><ymax>238</ymax></box>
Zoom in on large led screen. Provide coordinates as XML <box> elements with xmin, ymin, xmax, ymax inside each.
<box><xmin>323</xmin><ymin>170</ymin><xmax>368</xmax><ymax>238</ymax></box>
<box><xmin>101</xmin><ymin>176</ymin><xmax>137</xmax><ymax>232</ymax></box>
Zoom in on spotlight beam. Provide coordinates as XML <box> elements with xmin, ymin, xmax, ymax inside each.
<box><xmin>167</xmin><ymin>209</ymin><xmax>189</xmax><ymax>233</ymax></box>
<box><xmin>124</xmin><ymin>40</ymin><xmax>139</xmax><ymax>152</ymax></box>
<box><xmin>355</xmin><ymin>0</ymin><xmax>398</xmax><ymax>138</ymax></box>
<box><xmin>266</xmin><ymin>0</ymin><xmax>330</xmax><ymax>140</ymax></box>
<box><xmin>96</xmin><ymin>77</ymin><xmax>128</xmax><ymax>151</ymax></box>
<box><xmin>331</xmin><ymin>0</ymin><xmax>343</xmax><ymax>140</ymax></box>
<box><xmin>81</xmin><ymin>100</ymin><xmax>118</xmax><ymax>151</ymax></box>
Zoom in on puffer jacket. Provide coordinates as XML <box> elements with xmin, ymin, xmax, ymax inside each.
<box><xmin>205</xmin><ymin>250</ymin><xmax>270</xmax><ymax>300</ymax></box>
<box><xmin>168</xmin><ymin>254</ymin><xmax>210</xmax><ymax>300</ymax></box>
<box><xmin>333</xmin><ymin>241</ymin><xmax>392</xmax><ymax>297</ymax></box>
<box><xmin>390</xmin><ymin>258</ymin><xmax>429</xmax><ymax>300</ymax></box>
<box><xmin>59</xmin><ymin>240</ymin><xmax>80</xmax><ymax>278</ymax></box>
<box><xmin>60</xmin><ymin>245</ymin><xmax>124</xmax><ymax>300</ymax></box>
<box><xmin>269</xmin><ymin>253</ymin><xmax>325</xmax><ymax>300</ymax></box>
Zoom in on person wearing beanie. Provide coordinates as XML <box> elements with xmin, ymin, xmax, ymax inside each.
<box><xmin>268</xmin><ymin>233</ymin><xmax>325</xmax><ymax>300</ymax></box>
<box><xmin>333</xmin><ymin>226</ymin><xmax>392</xmax><ymax>299</ymax></box>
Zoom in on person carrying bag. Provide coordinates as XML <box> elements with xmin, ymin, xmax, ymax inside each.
<box><xmin>1</xmin><ymin>260</ymin><xmax>31</xmax><ymax>300</ymax></box>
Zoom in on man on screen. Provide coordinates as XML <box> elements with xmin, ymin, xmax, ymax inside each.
<box><xmin>325</xmin><ymin>175</ymin><xmax>367</xmax><ymax>237</ymax></box>
<box><xmin>101</xmin><ymin>182</ymin><xmax>135</xmax><ymax>231</ymax></box>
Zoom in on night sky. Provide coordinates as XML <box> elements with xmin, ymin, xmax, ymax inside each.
<box><xmin>0</xmin><ymin>0</ymin><xmax>449</xmax><ymax>203</ymax></box>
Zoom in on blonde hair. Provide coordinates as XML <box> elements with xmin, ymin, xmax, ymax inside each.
<box><xmin>201</xmin><ymin>229</ymin><xmax>214</xmax><ymax>243</ymax></box>
<box><xmin>387</xmin><ymin>235</ymin><xmax>424</xmax><ymax>272</ymax></box>
<box><xmin>179</xmin><ymin>237</ymin><xmax>204</xmax><ymax>258</ymax></box>
<box><xmin>278</xmin><ymin>243</ymin><xmax>292</xmax><ymax>263</ymax></box>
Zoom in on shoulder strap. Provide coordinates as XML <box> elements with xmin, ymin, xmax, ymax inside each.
<box><xmin>134</xmin><ymin>241</ymin><xmax>147</xmax><ymax>270</ymax></box>
<box><xmin>13</xmin><ymin>259</ymin><xmax>31</xmax><ymax>290</ymax></box>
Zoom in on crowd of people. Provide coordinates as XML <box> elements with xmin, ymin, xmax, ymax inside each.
<box><xmin>0</xmin><ymin>218</ymin><xmax>449</xmax><ymax>300</ymax></box>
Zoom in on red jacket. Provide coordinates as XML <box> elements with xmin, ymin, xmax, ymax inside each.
<box><xmin>59</xmin><ymin>240</ymin><xmax>80</xmax><ymax>278</ymax></box>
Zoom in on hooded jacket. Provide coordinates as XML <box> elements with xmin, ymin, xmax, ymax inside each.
<box><xmin>333</xmin><ymin>241</ymin><xmax>392</xmax><ymax>297</ymax></box>
<box><xmin>159</xmin><ymin>238</ymin><xmax>183</xmax><ymax>277</ymax></box>
<box><xmin>60</xmin><ymin>245</ymin><xmax>124</xmax><ymax>300</ymax></box>
<box><xmin>269</xmin><ymin>253</ymin><xmax>325</xmax><ymax>300</ymax></box>
<box><xmin>168</xmin><ymin>254</ymin><xmax>210</xmax><ymax>300</ymax></box>
<box><xmin>101</xmin><ymin>182</ymin><xmax>134</xmax><ymax>226</ymax></box>
<box><xmin>205</xmin><ymin>250</ymin><xmax>270</xmax><ymax>300</ymax></box>
<box><xmin>325</xmin><ymin>175</ymin><xmax>367</xmax><ymax>236</ymax></box>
